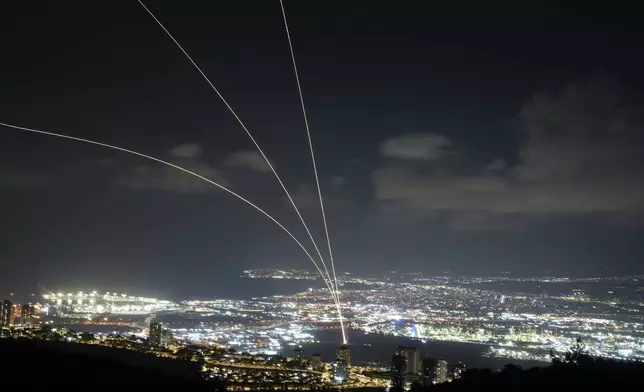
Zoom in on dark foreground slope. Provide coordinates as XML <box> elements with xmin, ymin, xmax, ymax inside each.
<box><xmin>0</xmin><ymin>339</ymin><xmax>216</xmax><ymax>391</ymax></box>
<box><xmin>425</xmin><ymin>360</ymin><xmax>644</xmax><ymax>391</ymax></box>
<box><xmin>3</xmin><ymin>338</ymin><xmax>644</xmax><ymax>392</ymax></box>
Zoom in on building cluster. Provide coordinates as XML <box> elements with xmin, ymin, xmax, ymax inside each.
<box><xmin>1</xmin><ymin>300</ymin><xmax>37</xmax><ymax>328</ymax></box>
<box><xmin>242</xmin><ymin>269</ymin><xmax>320</xmax><ymax>280</ymax></box>
<box><xmin>41</xmin><ymin>291</ymin><xmax>177</xmax><ymax>317</ymax></box>
<box><xmin>4</xmin><ymin>272</ymin><xmax>642</xmax><ymax>389</ymax></box>
<box><xmin>148</xmin><ymin>320</ymin><xmax>173</xmax><ymax>347</ymax></box>
<box><xmin>340</xmin><ymin>276</ymin><xmax>644</xmax><ymax>363</ymax></box>
<box><xmin>331</xmin><ymin>344</ymin><xmax>351</xmax><ymax>383</ymax></box>
<box><xmin>390</xmin><ymin>346</ymin><xmax>465</xmax><ymax>388</ymax></box>
<box><xmin>39</xmin><ymin>274</ymin><xmax>644</xmax><ymax>365</ymax></box>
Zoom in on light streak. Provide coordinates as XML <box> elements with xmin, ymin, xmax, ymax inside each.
<box><xmin>279</xmin><ymin>0</ymin><xmax>346</xmax><ymax>344</ymax></box>
<box><xmin>136</xmin><ymin>0</ymin><xmax>335</xmax><ymax>307</ymax></box>
<box><xmin>0</xmin><ymin>121</ymin><xmax>338</xmax><ymax>296</ymax></box>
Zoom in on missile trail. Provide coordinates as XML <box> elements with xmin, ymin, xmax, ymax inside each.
<box><xmin>279</xmin><ymin>0</ymin><xmax>346</xmax><ymax>343</ymax></box>
<box><xmin>278</xmin><ymin>0</ymin><xmax>334</xmax><ymax>300</ymax></box>
<box><xmin>0</xmin><ymin>121</ymin><xmax>337</xmax><ymax>297</ymax></box>
<box><xmin>136</xmin><ymin>0</ymin><xmax>334</xmax><ymax>303</ymax></box>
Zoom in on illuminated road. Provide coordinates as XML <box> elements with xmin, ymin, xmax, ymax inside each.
<box><xmin>206</xmin><ymin>360</ymin><xmax>323</xmax><ymax>375</ymax></box>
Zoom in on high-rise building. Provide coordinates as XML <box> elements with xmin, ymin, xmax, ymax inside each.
<box><xmin>422</xmin><ymin>358</ymin><xmax>448</xmax><ymax>385</ymax></box>
<box><xmin>332</xmin><ymin>358</ymin><xmax>348</xmax><ymax>384</ymax></box>
<box><xmin>391</xmin><ymin>352</ymin><xmax>407</xmax><ymax>389</ymax></box>
<box><xmin>452</xmin><ymin>361</ymin><xmax>466</xmax><ymax>379</ymax></box>
<box><xmin>422</xmin><ymin>358</ymin><xmax>436</xmax><ymax>386</ymax></box>
<box><xmin>20</xmin><ymin>303</ymin><xmax>35</xmax><ymax>326</ymax></box>
<box><xmin>160</xmin><ymin>328</ymin><xmax>173</xmax><ymax>346</ymax></box>
<box><xmin>311</xmin><ymin>353</ymin><xmax>322</xmax><ymax>371</ymax></box>
<box><xmin>149</xmin><ymin>319</ymin><xmax>172</xmax><ymax>347</ymax></box>
<box><xmin>149</xmin><ymin>320</ymin><xmax>163</xmax><ymax>346</ymax></box>
<box><xmin>435</xmin><ymin>359</ymin><xmax>448</xmax><ymax>383</ymax></box>
<box><xmin>1</xmin><ymin>300</ymin><xmax>14</xmax><ymax>327</ymax></box>
<box><xmin>294</xmin><ymin>346</ymin><xmax>303</xmax><ymax>361</ymax></box>
<box><xmin>338</xmin><ymin>344</ymin><xmax>350</xmax><ymax>367</ymax></box>
<box><xmin>398</xmin><ymin>346</ymin><xmax>421</xmax><ymax>376</ymax></box>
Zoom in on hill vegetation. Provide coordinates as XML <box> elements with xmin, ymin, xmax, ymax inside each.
<box><xmin>2</xmin><ymin>337</ymin><xmax>643</xmax><ymax>391</ymax></box>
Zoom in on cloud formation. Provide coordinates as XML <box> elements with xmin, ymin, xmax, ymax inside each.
<box><xmin>331</xmin><ymin>176</ymin><xmax>346</xmax><ymax>187</ymax></box>
<box><xmin>116</xmin><ymin>163</ymin><xmax>227</xmax><ymax>194</ymax></box>
<box><xmin>0</xmin><ymin>170</ymin><xmax>50</xmax><ymax>189</ymax></box>
<box><xmin>224</xmin><ymin>150</ymin><xmax>271</xmax><ymax>172</ymax></box>
<box><xmin>287</xmin><ymin>183</ymin><xmax>354</xmax><ymax>211</ymax></box>
<box><xmin>116</xmin><ymin>143</ymin><xmax>226</xmax><ymax>193</ymax></box>
<box><xmin>372</xmin><ymin>78</ymin><xmax>644</xmax><ymax>229</ymax></box>
<box><xmin>169</xmin><ymin>143</ymin><xmax>202</xmax><ymax>159</ymax></box>
<box><xmin>380</xmin><ymin>133</ymin><xmax>453</xmax><ymax>160</ymax></box>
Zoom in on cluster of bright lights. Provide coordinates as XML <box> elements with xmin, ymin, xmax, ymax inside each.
<box><xmin>30</xmin><ymin>272</ymin><xmax>644</xmax><ymax>370</ymax></box>
<box><xmin>42</xmin><ymin>291</ymin><xmax>178</xmax><ymax>316</ymax></box>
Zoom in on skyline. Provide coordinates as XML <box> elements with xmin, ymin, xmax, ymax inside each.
<box><xmin>5</xmin><ymin>268</ymin><xmax>644</xmax><ymax>368</ymax></box>
<box><xmin>3</xmin><ymin>1</ymin><xmax>644</xmax><ymax>295</ymax></box>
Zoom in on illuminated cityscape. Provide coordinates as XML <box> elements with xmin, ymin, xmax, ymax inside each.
<box><xmin>2</xmin><ymin>269</ymin><xmax>644</xmax><ymax>388</ymax></box>
<box><xmin>3</xmin><ymin>0</ymin><xmax>644</xmax><ymax>389</ymax></box>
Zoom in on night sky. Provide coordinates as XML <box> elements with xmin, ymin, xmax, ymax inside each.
<box><xmin>2</xmin><ymin>2</ymin><xmax>644</xmax><ymax>297</ymax></box>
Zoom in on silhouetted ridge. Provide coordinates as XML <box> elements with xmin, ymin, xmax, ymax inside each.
<box><xmin>3</xmin><ymin>338</ymin><xmax>644</xmax><ymax>391</ymax></box>
<box><xmin>0</xmin><ymin>339</ymin><xmax>216</xmax><ymax>390</ymax></box>
<box><xmin>425</xmin><ymin>359</ymin><xmax>644</xmax><ymax>391</ymax></box>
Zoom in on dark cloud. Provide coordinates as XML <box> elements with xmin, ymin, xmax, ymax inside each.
<box><xmin>287</xmin><ymin>183</ymin><xmax>354</xmax><ymax>211</ymax></box>
<box><xmin>115</xmin><ymin>163</ymin><xmax>227</xmax><ymax>193</ymax></box>
<box><xmin>380</xmin><ymin>133</ymin><xmax>454</xmax><ymax>160</ymax></box>
<box><xmin>0</xmin><ymin>170</ymin><xmax>50</xmax><ymax>189</ymax></box>
<box><xmin>485</xmin><ymin>158</ymin><xmax>507</xmax><ymax>172</ymax></box>
<box><xmin>446</xmin><ymin>212</ymin><xmax>537</xmax><ymax>232</ymax></box>
<box><xmin>372</xmin><ymin>78</ymin><xmax>644</xmax><ymax>229</ymax></box>
<box><xmin>224</xmin><ymin>150</ymin><xmax>271</xmax><ymax>173</ymax></box>
<box><xmin>115</xmin><ymin>143</ymin><xmax>226</xmax><ymax>193</ymax></box>
<box><xmin>169</xmin><ymin>143</ymin><xmax>203</xmax><ymax>159</ymax></box>
<box><xmin>95</xmin><ymin>157</ymin><xmax>117</xmax><ymax>167</ymax></box>
<box><xmin>331</xmin><ymin>176</ymin><xmax>346</xmax><ymax>187</ymax></box>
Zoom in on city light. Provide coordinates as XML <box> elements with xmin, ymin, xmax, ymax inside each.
<box><xmin>3</xmin><ymin>270</ymin><xmax>644</xmax><ymax>389</ymax></box>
